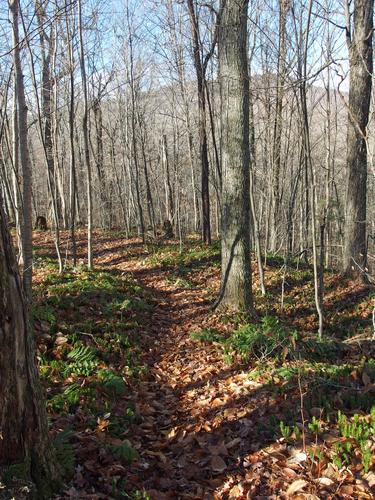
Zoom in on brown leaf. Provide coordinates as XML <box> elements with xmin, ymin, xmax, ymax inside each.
<box><xmin>294</xmin><ymin>495</ymin><xmax>320</xmax><ymax>500</ymax></box>
<box><xmin>208</xmin><ymin>442</ymin><xmax>228</xmax><ymax>457</ymax></box>
<box><xmin>283</xmin><ymin>467</ymin><xmax>298</xmax><ymax>478</ymax></box>
<box><xmin>96</xmin><ymin>418</ymin><xmax>109</xmax><ymax>433</ymax></box>
<box><xmin>322</xmin><ymin>463</ymin><xmax>339</xmax><ymax>479</ymax></box>
<box><xmin>228</xmin><ymin>483</ymin><xmax>244</xmax><ymax>498</ymax></box>
<box><xmin>226</xmin><ymin>437</ymin><xmax>242</xmax><ymax>449</ymax></box>
<box><xmin>55</xmin><ymin>336</ymin><xmax>68</xmax><ymax>346</ymax></box>
<box><xmin>338</xmin><ymin>485</ymin><xmax>354</xmax><ymax>495</ymax></box>
<box><xmin>362</xmin><ymin>371</ymin><xmax>371</xmax><ymax>386</ymax></box>
<box><xmin>286</xmin><ymin>479</ymin><xmax>308</xmax><ymax>496</ymax></box>
<box><xmin>364</xmin><ymin>471</ymin><xmax>375</xmax><ymax>488</ymax></box>
<box><xmin>316</xmin><ymin>477</ymin><xmax>334</xmax><ymax>487</ymax></box>
<box><xmin>210</xmin><ymin>455</ymin><xmax>227</xmax><ymax>473</ymax></box>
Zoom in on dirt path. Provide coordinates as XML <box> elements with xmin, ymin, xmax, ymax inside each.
<box><xmin>110</xmin><ymin>246</ymin><xmax>272</xmax><ymax>499</ymax></box>
<box><xmin>116</xmin><ymin>254</ymin><xmax>222</xmax><ymax>497</ymax></box>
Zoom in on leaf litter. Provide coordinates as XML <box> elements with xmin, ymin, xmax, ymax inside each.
<box><xmin>30</xmin><ymin>231</ymin><xmax>375</xmax><ymax>499</ymax></box>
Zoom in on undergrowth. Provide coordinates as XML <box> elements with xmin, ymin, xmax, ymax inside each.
<box><xmin>191</xmin><ymin>315</ymin><xmax>298</xmax><ymax>363</ymax></box>
<box><xmin>33</xmin><ymin>264</ymin><xmax>150</xmax><ymax>491</ymax></box>
<box><xmin>32</xmin><ymin>235</ymin><xmax>375</xmax><ymax>495</ymax></box>
<box><xmin>279</xmin><ymin>407</ymin><xmax>375</xmax><ymax>474</ymax></box>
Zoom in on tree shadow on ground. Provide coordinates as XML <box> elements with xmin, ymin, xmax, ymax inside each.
<box><xmin>32</xmin><ymin>234</ymin><xmax>375</xmax><ymax>498</ymax></box>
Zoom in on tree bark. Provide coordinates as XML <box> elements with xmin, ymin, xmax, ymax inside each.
<box><xmin>217</xmin><ymin>0</ymin><xmax>253</xmax><ymax>311</ymax></box>
<box><xmin>270</xmin><ymin>0</ymin><xmax>290</xmax><ymax>252</ymax></box>
<box><xmin>343</xmin><ymin>0</ymin><xmax>373</xmax><ymax>279</ymax></box>
<box><xmin>78</xmin><ymin>0</ymin><xmax>93</xmax><ymax>269</ymax></box>
<box><xmin>0</xmin><ymin>196</ymin><xmax>60</xmax><ymax>496</ymax></box>
<box><xmin>65</xmin><ymin>2</ymin><xmax>77</xmax><ymax>265</ymax></box>
<box><xmin>186</xmin><ymin>0</ymin><xmax>211</xmax><ymax>244</ymax></box>
<box><xmin>10</xmin><ymin>0</ymin><xmax>33</xmax><ymax>301</ymax></box>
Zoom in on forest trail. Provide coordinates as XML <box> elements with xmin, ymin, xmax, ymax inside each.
<box><xmin>93</xmin><ymin>238</ymin><xmax>281</xmax><ymax>498</ymax></box>
<box><xmin>111</xmin><ymin>243</ymin><xmax>236</xmax><ymax>498</ymax></box>
<box><xmin>32</xmin><ymin>232</ymin><xmax>375</xmax><ymax>499</ymax></box>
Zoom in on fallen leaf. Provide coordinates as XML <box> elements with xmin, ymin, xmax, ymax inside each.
<box><xmin>294</xmin><ymin>495</ymin><xmax>319</xmax><ymax>500</ymax></box>
<box><xmin>338</xmin><ymin>485</ymin><xmax>354</xmax><ymax>495</ymax></box>
<box><xmin>364</xmin><ymin>471</ymin><xmax>375</xmax><ymax>488</ymax></box>
<box><xmin>96</xmin><ymin>418</ymin><xmax>109</xmax><ymax>432</ymax></box>
<box><xmin>55</xmin><ymin>336</ymin><xmax>68</xmax><ymax>345</ymax></box>
<box><xmin>211</xmin><ymin>455</ymin><xmax>227</xmax><ymax>473</ymax></box>
<box><xmin>226</xmin><ymin>437</ymin><xmax>241</xmax><ymax>449</ymax></box>
<box><xmin>208</xmin><ymin>442</ymin><xmax>228</xmax><ymax>456</ymax></box>
<box><xmin>322</xmin><ymin>463</ymin><xmax>339</xmax><ymax>479</ymax></box>
<box><xmin>316</xmin><ymin>477</ymin><xmax>334</xmax><ymax>487</ymax></box>
<box><xmin>283</xmin><ymin>467</ymin><xmax>298</xmax><ymax>478</ymax></box>
<box><xmin>228</xmin><ymin>483</ymin><xmax>244</xmax><ymax>498</ymax></box>
<box><xmin>362</xmin><ymin>371</ymin><xmax>371</xmax><ymax>386</ymax></box>
<box><xmin>286</xmin><ymin>479</ymin><xmax>308</xmax><ymax>496</ymax></box>
<box><xmin>288</xmin><ymin>452</ymin><xmax>307</xmax><ymax>464</ymax></box>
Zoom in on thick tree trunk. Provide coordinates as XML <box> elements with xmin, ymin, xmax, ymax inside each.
<box><xmin>0</xmin><ymin>198</ymin><xmax>59</xmax><ymax>497</ymax></box>
<box><xmin>217</xmin><ymin>0</ymin><xmax>253</xmax><ymax>311</ymax></box>
<box><xmin>343</xmin><ymin>0</ymin><xmax>373</xmax><ymax>278</ymax></box>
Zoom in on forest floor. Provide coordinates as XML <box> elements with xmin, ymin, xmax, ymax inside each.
<box><xmin>30</xmin><ymin>231</ymin><xmax>375</xmax><ymax>500</ymax></box>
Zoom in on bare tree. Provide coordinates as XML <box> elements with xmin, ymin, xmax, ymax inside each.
<box><xmin>186</xmin><ymin>0</ymin><xmax>216</xmax><ymax>244</ymax></box>
<box><xmin>270</xmin><ymin>0</ymin><xmax>290</xmax><ymax>251</ymax></box>
<box><xmin>9</xmin><ymin>0</ymin><xmax>33</xmax><ymax>300</ymax></box>
<box><xmin>217</xmin><ymin>0</ymin><xmax>253</xmax><ymax>311</ymax></box>
<box><xmin>78</xmin><ymin>0</ymin><xmax>93</xmax><ymax>269</ymax></box>
<box><xmin>343</xmin><ymin>0</ymin><xmax>374</xmax><ymax>279</ymax></box>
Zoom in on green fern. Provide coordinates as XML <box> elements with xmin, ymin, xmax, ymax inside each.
<box><xmin>67</xmin><ymin>344</ymin><xmax>97</xmax><ymax>363</ymax></box>
<box><xmin>68</xmin><ymin>359</ymin><xmax>97</xmax><ymax>376</ymax></box>
<box><xmin>62</xmin><ymin>344</ymin><xmax>99</xmax><ymax>377</ymax></box>
<box><xmin>49</xmin><ymin>383</ymin><xmax>84</xmax><ymax>412</ymax></box>
<box><xmin>109</xmin><ymin>440</ymin><xmax>138</xmax><ymax>464</ymax></box>
<box><xmin>97</xmin><ymin>369</ymin><xmax>126</xmax><ymax>397</ymax></box>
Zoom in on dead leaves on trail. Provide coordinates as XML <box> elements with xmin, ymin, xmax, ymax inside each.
<box><xmin>31</xmin><ymin>232</ymin><xmax>375</xmax><ymax>499</ymax></box>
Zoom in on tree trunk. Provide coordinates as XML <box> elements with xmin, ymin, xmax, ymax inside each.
<box><xmin>270</xmin><ymin>0</ymin><xmax>290</xmax><ymax>252</ymax></box>
<box><xmin>343</xmin><ymin>0</ymin><xmax>373</xmax><ymax>279</ymax></box>
<box><xmin>187</xmin><ymin>0</ymin><xmax>211</xmax><ymax>244</ymax></box>
<box><xmin>27</xmin><ymin>2</ymin><xmax>63</xmax><ymax>273</ymax></box>
<box><xmin>65</xmin><ymin>4</ymin><xmax>77</xmax><ymax>265</ymax></box>
<box><xmin>217</xmin><ymin>0</ymin><xmax>253</xmax><ymax>311</ymax></box>
<box><xmin>162</xmin><ymin>134</ymin><xmax>174</xmax><ymax>225</ymax></box>
<box><xmin>10</xmin><ymin>0</ymin><xmax>33</xmax><ymax>301</ymax></box>
<box><xmin>0</xmin><ymin>196</ymin><xmax>60</xmax><ymax>497</ymax></box>
<box><xmin>93</xmin><ymin>98</ymin><xmax>109</xmax><ymax>229</ymax></box>
<box><xmin>78</xmin><ymin>0</ymin><xmax>93</xmax><ymax>270</ymax></box>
